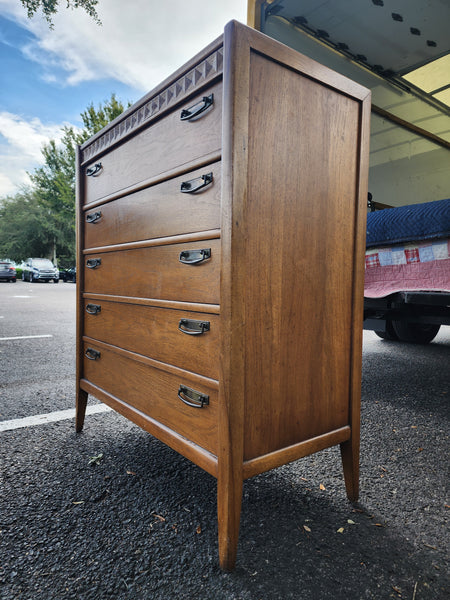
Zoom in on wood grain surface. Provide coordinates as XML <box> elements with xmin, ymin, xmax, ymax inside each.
<box><xmin>83</xmin><ymin>298</ymin><xmax>220</xmax><ymax>379</ymax></box>
<box><xmin>84</xmin><ymin>82</ymin><xmax>222</xmax><ymax>204</ymax></box>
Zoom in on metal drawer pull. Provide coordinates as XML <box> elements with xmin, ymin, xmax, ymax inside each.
<box><xmin>178</xmin><ymin>385</ymin><xmax>209</xmax><ymax>408</ymax></box>
<box><xmin>178</xmin><ymin>318</ymin><xmax>210</xmax><ymax>335</ymax></box>
<box><xmin>179</xmin><ymin>248</ymin><xmax>211</xmax><ymax>265</ymax></box>
<box><xmin>86</xmin><ymin>162</ymin><xmax>102</xmax><ymax>177</ymax></box>
<box><xmin>86</xmin><ymin>258</ymin><xmax>101</xmax><ymax>269</ymax></box>
<box><xmin>86</xmin><ymin>211</ymin><xmax>102</xmax><ymax>223</ymax></box>
<box><xmin>86</xmin><ymin>303</ymin><xmax>101</xmax><ymax>315</ymax></box>
<box><xmin>180</xmin><ymin>172</ymin><xmax>213</xmax><ymax>194</ymax></box>
<box><xmin>180</xmin><ymin>94</ymin><xmax>214</xmax><ymax>121</ymax></box>
<box><xmin>85</xmin><ymin>348</ymin><xmax>101</xmax><ymax>361</ymax></box>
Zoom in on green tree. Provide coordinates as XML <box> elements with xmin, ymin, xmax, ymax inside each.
<box><xmin>0</xmin><ymin>94</ymin><xmax>130</xmax><ymax>264</ymax></box>
<box><xmin>30</xmin><ymin>128</ymin><xmax>77</xmax><ymax>261</ymax></box>
<box><xmin>79</xmin><ymin>94</ymin><xmax>127</xmax><ymax>140</ymax></box>
<box><xmin>19</xmin><ymin>0</ymin><xmax>101</xmax><ymax>26</ymax></box>
<box><xmin>0</xmin><ymin>189</ymin><xmax>56</xmax><ymax>260</ymax></box>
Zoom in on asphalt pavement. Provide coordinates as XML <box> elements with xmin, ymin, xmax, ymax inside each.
<box><xmin>0</xmin><ymin>280</ymin><xmax>449</xmax><ymax>599</ymax></box>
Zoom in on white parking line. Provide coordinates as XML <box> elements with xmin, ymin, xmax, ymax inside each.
<box><xmin>0</xmin><ymin>405</ymin><xmax>112</xmax><ymax>432</ymax></box>
<box><xmin>0</xmin><ymin>334</ymin><xmax>53</xmax><ymax>341</ymax></box>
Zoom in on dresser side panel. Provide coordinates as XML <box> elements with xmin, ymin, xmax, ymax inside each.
<box><xmin>243</xmin><ymin>50</ymin><xmax>366</xmax><ymax>460</ymax></box>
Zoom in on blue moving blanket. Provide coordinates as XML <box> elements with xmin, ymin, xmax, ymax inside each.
<box><xmin>366</xmin><ymin>198</ymin><xmax>450</xmax><ymax>248</ymax></box>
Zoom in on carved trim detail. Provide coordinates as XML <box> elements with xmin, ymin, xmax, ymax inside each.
<box><xmin>81</xmin><ymin>47</ymin><xmax>224</xmax><ymax>163</ymax></box>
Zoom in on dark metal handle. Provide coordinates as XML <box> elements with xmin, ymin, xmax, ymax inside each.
<box><xmin>180</xmin><ymin>172</ymin><xmax>213</xmax><ymax>194</ymax></box>
<box><xmin>178</xmin><ymin>385</ymin><xmax>209</xmax><ymax>408</ymax></box>
<box><xmin>179</xmin><ymin>248</ymin><xmax>211</xmax><ymax>265</ymax></box>
<box><xmin>86</xmin><ymin>211</ymin><xmax>102</xmax><ymax>223</ymax></box>
<box><xmin>180</xmin><ymin>94</ymin><xmax>214</xmax><ymax>121</ymax></box>
<box><xmin>86</xmin><ymin>303</ymin><xmax>101</xmax><ymax>315</ymax></box>
<box><xmin>86</xmin><ymin>163</ymin><xmax>102</xmax><ymax>177</ymax></box>
<box><xmin>85</xmin><ymin>348</ymin><xmax>101</xmax><ymax>361</ymax></box>
<box><xmin>86</xmin><ymin>258</ymin><xmax>101</xmax><ymax>269</ymax></box>
<box><xmin>178</xmin><ymin>319</ymin><xmax>210</xmax><ymax>336</ymax></box>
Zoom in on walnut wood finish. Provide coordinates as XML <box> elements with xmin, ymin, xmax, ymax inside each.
<box><xmin>75</xmin><ymin>144</ymin><xmax>88</xmax><ymax>433</ymax></box>
<box><xmin>83</xmin><ymin>299</ymin><xmax>219</xmax><ymax>379</ymax></box>
<box><xmin>83</xmin><ymin>238</ymin><xmax>220</xmax><ymax>303</ymax></box>
<box><xmin>83</xmin><ymin>82</ymin><xmax>222</xmax><ymax>205</ymax></box>
<box><xmin>242</xmin><ymin>51</ymin><xmax>359</xmax><ymax>459</ymax></box>
<box><xmin>82</xmin><ymin>341</ymin><xmax>218</xmax><ymax>453</ymax></box>
<box><xmin>218</xmin><ymin>22</ymin><xmax>369</xmax><ymax>570</ymax></box>
<box><xmin>80</xmin><ymin>378</ymin><xmax>219</xmax><ymax>478</ymax></box>
<box><xmin>84</xmin><ymin>163</ymin><xmax>221</xmax><ymax>249</ymax></box>
<box><xmin>76</xmin><ymin>20</ymin><xmax>370</xmax><ymax>571</ymax></box>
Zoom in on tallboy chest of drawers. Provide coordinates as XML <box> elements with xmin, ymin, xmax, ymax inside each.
<box><xmin>76</xmin><ymin>21</ymin><xmax>370</xmax><ymax>570</ymax></box>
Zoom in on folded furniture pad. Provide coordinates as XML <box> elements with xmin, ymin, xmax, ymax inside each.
<box><xmin>366</xmin><ymin>198</ymin><xmax>450</xmax><ymax>248</ymax></box>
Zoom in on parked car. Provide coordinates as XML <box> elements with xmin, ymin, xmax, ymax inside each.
<box><xmin>22</xmin><ymin>258</ymin><xmax>59</xmax><ymax>283</ymax></box>
<box><xmin>0</xmin><ymin>261</ymin><xmax>16</xmax><ymax>282</ymax></box>
<box><xmin>60</xmin><ymin>266</ymin><xmax>76</xmax><ymax>283</ymax></box>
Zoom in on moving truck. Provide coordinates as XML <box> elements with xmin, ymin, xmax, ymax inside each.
<box><xmin>247</xmin><ymin>0</ymin><xmax>449</xmax><ymax>343</ymax></box>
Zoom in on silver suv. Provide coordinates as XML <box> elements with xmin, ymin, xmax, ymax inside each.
<box><xmin>22</xmin><ymin>258</ymin><xmax>59</xmax><ymax>283</ymax></box>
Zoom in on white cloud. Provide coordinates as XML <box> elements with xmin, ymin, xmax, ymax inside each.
<box><xmin>0</xmin><ymin>112</ymin><xmax>66</xmax><ymax>196</ymax></box>
<box><xmin>1</xmin><ymin>0</ymin><xmax>248</xmax><ymax>91</ymax></box>
<box><xmin>0</xmin><ymin>0</ymin><xmax>248</xmax><ymax>196</ymax></box>
<box><xmin>0</xmin><ymin>112</ymin><xmax>62</xmax><ymax>160</ymax></box>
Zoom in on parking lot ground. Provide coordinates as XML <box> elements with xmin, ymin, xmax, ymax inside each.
<box><xmin>0</xmin><ymin>281</ymin><xmax>449</xmax><ymax>599</ymax></box>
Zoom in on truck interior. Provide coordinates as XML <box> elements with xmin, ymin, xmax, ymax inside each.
<box><xmin>247</xmin><ymin>0</ymin><xmax>449</xmax><ymax>208</ymax></box>
<box><xmin>247</xmin><ymin>0</ymin><xmax>449</xmax><ymax>343</ymax></box>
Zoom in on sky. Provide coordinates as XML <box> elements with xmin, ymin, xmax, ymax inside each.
<box><xmin>0</xmin><ymin>0</ymin><xmax>248</xmax><ymax>197</ymax></box>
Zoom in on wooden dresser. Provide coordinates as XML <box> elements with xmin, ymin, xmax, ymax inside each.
<box><xmin>76</xmin><ymin>21</ymin><xmax>370</xmax><ymax>570</ymax></box>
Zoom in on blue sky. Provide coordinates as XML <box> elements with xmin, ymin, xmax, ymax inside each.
<box><xmin>0</xmin><ymin>0</ymin><xmax>247</xmax><ymax>197</ymax></box>
<box><xmin>0</xmin><ymin>15</ymin><xmax>135</xmax><ymax>123</ymax></box>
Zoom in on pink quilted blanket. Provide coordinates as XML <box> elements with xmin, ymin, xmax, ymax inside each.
<box><xmin>364</xmin><ymin>238</ymin><xmax>450</xmax><ymax>298</ymax></box>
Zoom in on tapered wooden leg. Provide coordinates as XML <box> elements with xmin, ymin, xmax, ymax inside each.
<box><xmin>217</xmin><ymin>471</ymin><xmax>243</xmax><ymax>571</ymax></box>
<box><xmin>340</xmin><ymin>436</ymin><xmax>359</xmax><ymax>502</ymax></box>
<box><xmin>75</xmin><ymin>388</ymin><xmax>88</xmax><ymax>433</ymax></box>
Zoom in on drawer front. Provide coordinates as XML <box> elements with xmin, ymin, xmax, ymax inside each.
<box><xmin>84</xmin><ymin>163</ymin><xmax>221</xmax><ymax>249</ymax></box>
<box><xmin>84</xmin><ymin>82</ymin><xmax>222</xmax><ymax>204</ymax></box>
<box><xmin>82</xmin><ymin>342</ymin><xmax>218</xmax><ymax>454</ymax></box>
<box><xmin>83</xmin><ymin>239</ymin><xmax>220</xmax><ymax>304</ymax></box>
<box><xmin>83</xmin><ymin>299</ymin><xmax>220</xmax><ymax>379</ymax></box>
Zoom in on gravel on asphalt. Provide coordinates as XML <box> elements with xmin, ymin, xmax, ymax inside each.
<box><xmin>1</xmin><ymin>322</ymin><xmax>449</xmax><ymax>599</ymax></box>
